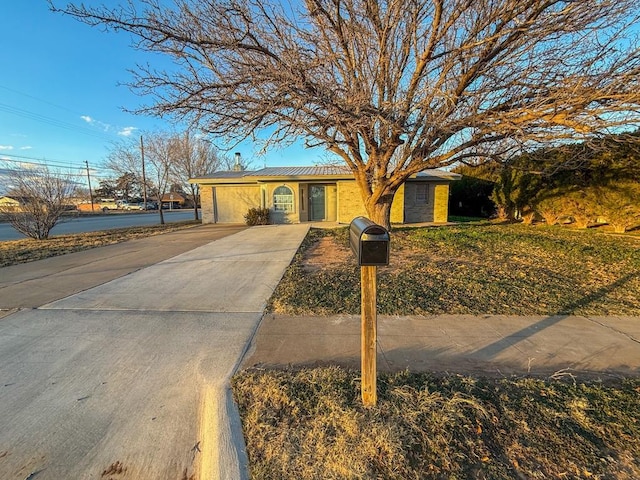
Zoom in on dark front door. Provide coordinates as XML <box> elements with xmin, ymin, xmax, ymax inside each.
<box><xmin>309</xmin><ymin>185</ymin><xmax>326</xmax><ymax>221</ymax></box>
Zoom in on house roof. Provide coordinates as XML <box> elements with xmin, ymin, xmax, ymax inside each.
<box><xmin>190</xmin><ymin>166</ymin><xmax>460</xmax><ymax>184</ymax></box>
<box><xmin>244</xmin><ymin>165</ymin><xmax>352</xmax><ymax>176</ymax></box>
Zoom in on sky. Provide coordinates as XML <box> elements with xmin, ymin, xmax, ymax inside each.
<box><xmin>0</xmin><ymin>2</ymin><xmax>324</xmax><ymax>192</ymax></box>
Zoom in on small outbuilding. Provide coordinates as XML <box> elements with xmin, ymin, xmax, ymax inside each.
<box><xmin>190</xmin><ymin>165</ymin><xmax>460</xmax><ymax>225</ymax></box>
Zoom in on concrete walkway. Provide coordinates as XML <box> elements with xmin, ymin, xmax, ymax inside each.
<box><xmin>0</xmin><ymin>224</ymin><xmax>310</xmax><ymax>480</ymax></box>
<box><xmin>242</xmin><ymin>314</ymin><xmax>640</xmax><ymax>379</ymax></box>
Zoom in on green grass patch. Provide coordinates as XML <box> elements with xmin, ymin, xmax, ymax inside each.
<box><xmin>267</xmin><ymin>223</ymin><xmax>640</xmax><ymax>316</ymax></box>
<box><xmin>233</xmin><ymin>368</ymin><xmax>640</xmax><ymax>480</ymax></box>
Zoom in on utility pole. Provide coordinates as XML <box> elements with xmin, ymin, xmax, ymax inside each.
<box><xmin>85</xmin><ymin>160</ymin><xmax>95</xmax><ymax>212</ymax></box>
<box><xmin>140</xmin><ymin>135</ymin><xmax>148</xmax><ymax>207</ymax></box>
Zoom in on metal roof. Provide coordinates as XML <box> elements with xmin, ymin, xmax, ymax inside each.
<box><xmin>191</xmin><ymin>166</ymin><xmax>460</xmax><ymax>182</ymax></box>
<box><xmin>202</xmin><ymin>171</ymin><xmax>248</xmax><ymax>178</ymax></box>
<box><xmin>244</xmin><ymin>165</ymin><xmax>352</xmax><ymax>176</ymax></box>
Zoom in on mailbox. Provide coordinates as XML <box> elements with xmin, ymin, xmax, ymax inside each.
<box><xmin>349</xmin><ymin>216</ymin><xmax>390</xmax><ymax>266</ymax></box>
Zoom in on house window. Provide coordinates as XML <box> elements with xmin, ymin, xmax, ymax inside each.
<box><xmin>273</xmin><ymin>185</ymin><xmax>294</xmax><ymax>212</ymax></box>
<box><xmin>415</xmin><ymin>184</ymin><xmax>429</xmax><ymax>204</ymax></box>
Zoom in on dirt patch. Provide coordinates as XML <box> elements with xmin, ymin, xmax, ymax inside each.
<box><xmin>300</xmin><ymin>232</ymin><xmax>437</xmax><ymax>273</ymax></box>
<box><xmin>302</xmin><ymin>236</ymin><xmax>354</xmax><ymax>272</ymax></box>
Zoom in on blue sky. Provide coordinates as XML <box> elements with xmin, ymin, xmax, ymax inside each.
<box><xmin>0</xmin><ymin>2</ymin><xmax>323</xmax><ymax>188</ymax></box>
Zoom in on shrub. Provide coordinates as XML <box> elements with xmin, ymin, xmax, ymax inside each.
<box><xmin>550</xmin><ymin>190</ymin><xmax>595</xmax><ymax>228</ymax></box>
<box><xmin>535</xmin><ymin>193</ymin><xmax>565</xmax><ymax>226</ymax></box>
<box><xmin>594</xmin><ymin>183</ymin><xmax>640</xmax><ymax>233</ymax></box>
<box><xmin>244</xmin><ymin>206</ymin><xmax>270</xmax><ymax>225</ymax></box>
<box><xmin>521</xmin><ymin>210</ymin><xmax>536</xmax><ymax>225</ymax></box>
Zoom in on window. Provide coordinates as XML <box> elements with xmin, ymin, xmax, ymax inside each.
<box><xmin>415</xmin><ymin>184</ymin><xmax>429</xmax><ymax>204</ymax></box>
<box><xmin>273</xmin><ymin>185</ymin><xmax>294</xmax><ymax>212</ymax></box>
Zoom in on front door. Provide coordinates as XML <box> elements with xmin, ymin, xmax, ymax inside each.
<box><xmin>309</xmin><ymin>185</ymin><xmax>326</xmax><ymax>221</ymax></box>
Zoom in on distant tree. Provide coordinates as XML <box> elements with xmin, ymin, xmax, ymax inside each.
<box><xmin>144</xmin><ymin>132</ymin><xmax>179</xmax><ymax>224</ymax></box>
<box><xmin>106</xmin><ymin>133</ymin><xmax>181</xmax><ymax>223</ymax></box>
<box><xmin>94</xmin><ymin>178</ymin><xmax>118</xmax><ymax>199</ymax></box>
<box><xmin>106</xmin><ymin>138</ymin><xmax>147</xmax><ymax>201</ymax></box>
<box><xmin>0</xmin><ymin>163</ymin><xmax>77</xmax><ymax>240</ymax></box>
<box><xmin>489</xmin><ymin>132</ymin><xmax>640</xmax><ymax>227</ymax></box>
<box><xmin>171</xmin><ymin>132</ymin><xmax>222</xmax><ymax>220</ymax></box>
<box><xmin>54</xmin><ymin>0</ymin><xmax>640</xmax><ymax>229</ymax></box>
<box><xmin>115</xmin><ymin>172</ymin><xmax>141</xmax><ymax>200</ymax></box>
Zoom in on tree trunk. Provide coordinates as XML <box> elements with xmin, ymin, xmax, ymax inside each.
<box><xmin>191</xmin><ymin>185</ymin><xmax>199</xmax><ymax>221</ymax></box>
<box><xmin>365</xmin><ymin>195</ymin><xmax>394</xmax><ymax>231</ymax></box>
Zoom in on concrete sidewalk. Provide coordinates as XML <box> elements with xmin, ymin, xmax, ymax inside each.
<box><xmin>0</xmin><ymin>224</ymin><xmax>310</xmax><ymax>480</ymax></box>
<box><xmin>242</xmin><ymin>314</ymin><xmax>640</xmax><ymax>379</ymax></box>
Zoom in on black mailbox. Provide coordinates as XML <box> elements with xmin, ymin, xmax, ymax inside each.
<box><xmin>349</xmin><ymin>216</ymin><xmax>390</xmax><ymax>266</ymax></box>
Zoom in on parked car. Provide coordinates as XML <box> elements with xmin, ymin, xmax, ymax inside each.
<box><xmin>161</xmin><ymin>202</ymin><xmax>181</xmax><ymax>209</ymax></box>
<box><xmin>140</xmin><ymin>202</ymin><xmax>158</xmax><ymax>210</ymax></box>
<box><xmin>97</xmin><ymin>199</ymin><xmax>119</xmax><ymax>212</ymax></box>
<box><xmin>114</xmin><ymin>201</ymin><xmax>141</xmax><ymax>210</ymax></box>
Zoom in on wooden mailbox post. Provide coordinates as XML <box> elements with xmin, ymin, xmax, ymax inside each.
<box><xmin>349</xmin><ymin>217</ymin><xmax>390</xmax><ymax>407</ymax></box>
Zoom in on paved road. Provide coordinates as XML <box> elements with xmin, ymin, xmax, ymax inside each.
<box><xmin>0</xmin><ymin>210</ymin><xmax>195</xmax><ymax>241</ymax></box>
<box><xmin>0</xmin><ymin>224</ymin><xmax>310</xmax><ymax>480</ymax></box>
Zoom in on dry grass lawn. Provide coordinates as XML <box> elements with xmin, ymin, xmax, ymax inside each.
<box><xmin>0</xmin><ymin>221</ymin><xmax>199</xmax><ymax>267</ymax></box>
<box><xmin>268</xmin><ymin>222</ymin><xmax>640</xmax><ymax>316</ymax></box>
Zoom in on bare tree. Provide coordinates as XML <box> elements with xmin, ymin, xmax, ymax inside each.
<box><xmin>107</xmin><ymin>133</ymin><xmax>179</xmax><ymax>222</ymax></box>
<box><xmin>0</xmin><ymin>163</ymin><xmax>77</xmax><ymax>240</ymax></box>
<box><xmin>53</xmin><ymin>0</ymin><xmax>640</xmax><ymax>228</ymax></box>
<box><xmin>144</xmin><ymin>132</ymin><xmax>178</xmax><ymax>224</ymax></box>
<box><xmin>172</xmin><ymin>132</ymin><xmax>221</xmax><ymax>220</ymax></box>
<box><xmin>106</xmin><ymin>137</ymin><xmax>146</xmax><ymax>199</ymax></box>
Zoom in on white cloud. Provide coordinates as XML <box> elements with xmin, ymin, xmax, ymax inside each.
<box><xmin>118</xmin><ymin>126</ymin><xmax>137</xmax><ymax>137</ymax></box>
<box><xmin>20</xmin><ymin>146</ymin><xmax>32</xmax><ymax>150</ymax></box>
<box><xmin>0</xmin><ymin>145</ymin><xmax>14</xmax><ymax>150</ymax></box>
<box><xmin>81</xmin><ymin>114</ymin><xmax>114</xmax><ymax>133</ymax></box>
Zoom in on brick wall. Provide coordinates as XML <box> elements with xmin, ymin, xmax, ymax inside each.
<box><xmin>433</xmin><ymin>183</ymin><xmax>450</xmax><ymax>223</ymax></box>
<box><xmin>200</xmin><ymin>186</ymin><xmax>215</xmax><ymax>223</ymax></box>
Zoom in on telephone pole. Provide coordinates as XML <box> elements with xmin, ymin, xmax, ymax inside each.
<box><xmin>85</xmin><ymin>160</ymin><xmax>95</xmax><ymax>212</ymax></box>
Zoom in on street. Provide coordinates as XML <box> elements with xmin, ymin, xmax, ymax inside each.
<box><xmin>0</xmin><ymin>210</ymin><xmax>196</xmax><ymax>241</ymax></box>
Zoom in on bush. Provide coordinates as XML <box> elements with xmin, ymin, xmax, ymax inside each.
<box><xmin>594</xmin><ymin>182</ymin><xmax>640</xmax><ymax>233</ymax></box>
<box><xmin>244</xmin><ymin>207</ymin><xmax>270</xmax><ymax>225</ymax></box>
<box><xmin>561</xmin><ymin>190</ymin><xmax>596</xmax><ymax>229</ymax></box>
<box><xmin>535</xmin><ymin>193</ymin><xmax>564</xmax><ymax>226</ymax></box>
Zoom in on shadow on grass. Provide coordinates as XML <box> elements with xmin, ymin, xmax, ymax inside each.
<box><xmin>472</xmin><ymin>271</ymin><xmax>639</xmax><ymax>360</ymax></box>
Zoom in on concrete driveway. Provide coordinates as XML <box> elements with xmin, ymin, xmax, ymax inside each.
<box><xmin>0</xmin><ymin>224</ymin><xmax>310</xmax><ymax>480</ymax></box>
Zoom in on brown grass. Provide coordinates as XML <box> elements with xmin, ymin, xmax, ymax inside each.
<box><xmin>233</xmin><ymin>368</ymin><xmax>640</xmax><ymax>480</ymax></box>
<box><xmin>268</xmin><ymin>223</ymin><xmax>640</xmax><ymax>316</ymax></box>
<box><xmin>0</xmin><ymin>221</ymin><xmax>199</xmax><ymax>267</ymax></box>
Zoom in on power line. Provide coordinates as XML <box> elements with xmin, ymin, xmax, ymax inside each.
<box><xmin>0</xmin><ymin>102</ymin><xmax>115</xmax><ymax>142</ymax></box>
<box><xmin>0</xmin><ymin>154</ymin><xmax>110</xmax><ymax>173</ymax></box>
<box><xmin>0</xmin><ymin>84</ymin><xmax>87</xmax><ymax>117</ymax></box>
